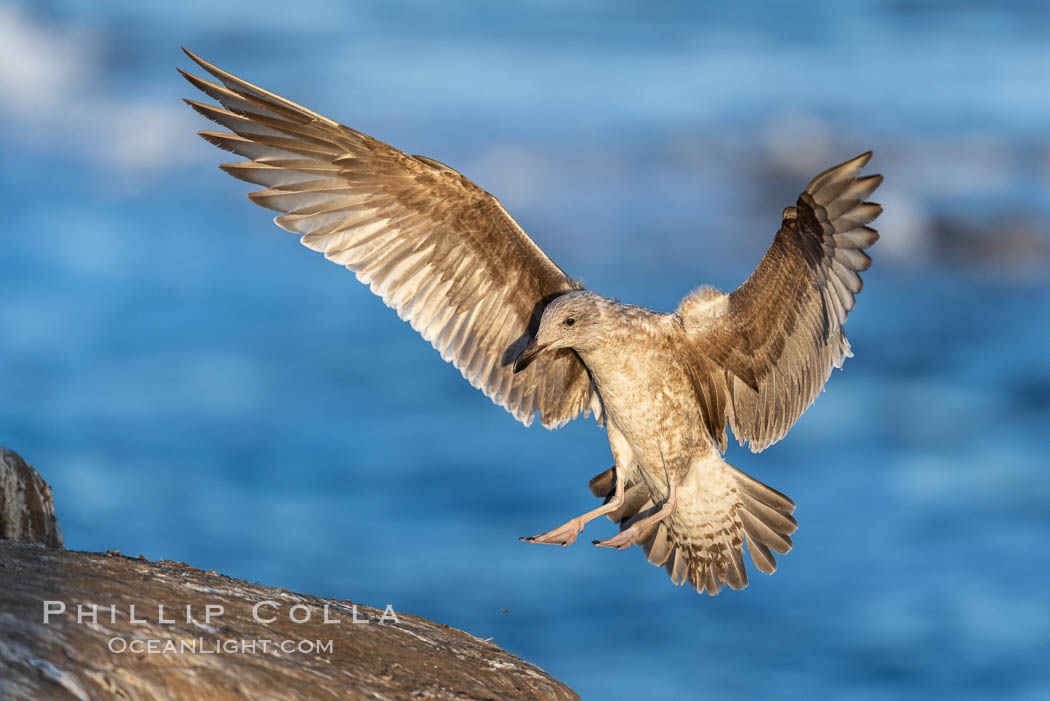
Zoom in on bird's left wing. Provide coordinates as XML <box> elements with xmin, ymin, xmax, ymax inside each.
<box><xmin>180</xmin><ymin>49</ymin><xmax>600</xmax><ymax>429</ymax></box>
<box><xmin>680</xmin><ymin>152</ymin><xmax>881</xmax><ymax>452</ymax></box>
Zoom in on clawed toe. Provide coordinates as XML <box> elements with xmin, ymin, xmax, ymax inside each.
<box><xmin>520</xmin><ymin>520</ymin><xmax>583</xmax><ymax>546</ymax></box>
<box><xmin>592</xmin><ymin>528</ymin><xmax>641</xmax><ymax>550</ymax></box>
<box><xmin>522</xmin><ymin>471</ymin><xmax>629</xmax><ymax>549</ymax></box>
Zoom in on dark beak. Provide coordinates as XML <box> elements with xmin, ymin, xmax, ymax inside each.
<box><xmin>513</xmin><ymin>340</ymin><xmax>548</xmax><ymax>373</ymax></box>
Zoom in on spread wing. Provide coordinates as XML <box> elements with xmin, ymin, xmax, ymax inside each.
<box><xmin>180</xmin><ymin>49</ymin><xmax>600</xmax><ymax>429</ymax></box>
<box><xmin>680</xmin><ymin>152</ymin><xmax>881</xmax><ymax>452</ymax></box>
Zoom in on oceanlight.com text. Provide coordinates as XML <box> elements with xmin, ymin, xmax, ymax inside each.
<box><xmin>108</xmin><ymin>637</ymin><xmax>334</xmax><ymax>655</ymax></box>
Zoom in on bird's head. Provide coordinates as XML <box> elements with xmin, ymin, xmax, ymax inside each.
<box><xmin>513</xmin><ymin>291</ymin><xmax>605</xmax><ymax>373</ymax></box>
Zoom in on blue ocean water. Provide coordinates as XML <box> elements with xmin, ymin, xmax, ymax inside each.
<box><xmin>2</xmin><ymin>2</ymin><xmax>1049</xmax><ymax>698</ymax></box>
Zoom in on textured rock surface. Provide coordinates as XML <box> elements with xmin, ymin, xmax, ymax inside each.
<box><xmin>0</xmin><ymin>448</ymin><xmax>63</xmax><ymax>548</ymax></box>
<box><xmin>0</xmin><ymin>541</ymin><xmax>578</xmax><ymax>700</ymax></box>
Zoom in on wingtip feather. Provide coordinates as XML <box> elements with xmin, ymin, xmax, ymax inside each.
<box><xmin>181</xmin><ymin>47</ymin><xmax>223</xmax><ymax>80</ymax></box>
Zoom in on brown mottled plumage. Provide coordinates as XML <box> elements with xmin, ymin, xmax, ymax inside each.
<box><xmin>179</xmin><ymin>50</ymin><xmax>599</xmax><ymax>430</ymax></box>
<box><xmin>182</xmin><ymin>49</ymin><xmax>881</xmax><ymax>596</ymax></box>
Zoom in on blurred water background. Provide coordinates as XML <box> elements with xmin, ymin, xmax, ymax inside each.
<box><xmin>2</xmin><ymin>1</ymin><xmax>1049</xmax><ymax>698</ymax></box>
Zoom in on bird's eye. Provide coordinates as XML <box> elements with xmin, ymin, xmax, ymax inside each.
<box><xmin>564</xmin><ymin>317</ymin><xmax>575</xmax><ymax>327</ymax></box>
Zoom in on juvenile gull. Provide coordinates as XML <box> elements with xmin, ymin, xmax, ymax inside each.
<box><xmin>181</xmin><ymin>50</ymin><xmax>881</xmax><ymax>596</ymax></box>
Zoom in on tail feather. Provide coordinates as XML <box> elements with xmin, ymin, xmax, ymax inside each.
<box><xmin>589</xmin><ymin>456</ymin><xmax>797</xmax><ymax>596</ymax></box>
<box><xmin>745</xmin><ymin>536</ymin><xmax>778</xmax><ymax>575</ymax></box>
<box><xmin>730</xmin><ymin>465</ymin><xmax>796</xmax><ymax>514</ymax></box>
<box><xmin>643</xmin><ymin>522</ymin><xmax>673</xmax><ymax>567</ymax></box>
<box><xmin>725</xmin><ymin>537</ymin><xmax>749</xmax><ymax>588</ymax></box>
<box><xmin>741</xmin><ymin>495</ymin><xmax>798</xmax><ymax>540</ymax></box>
<box><xmin>738</xmin><ymin>508</ymin><xmax>793</xmax><ymax>554</ymax></box>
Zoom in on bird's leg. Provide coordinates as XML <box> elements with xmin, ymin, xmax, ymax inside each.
<box><xmin>593</xmin><ymin>454</ymin><xmax>678</xmax><ymax>550</ymax></box>
<box><xmin>521</xmin><ymin>466</ymin><xmax>626</xmax><ymax>546</ymax></box>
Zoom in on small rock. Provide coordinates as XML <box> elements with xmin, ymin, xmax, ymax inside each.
<box><xmin>0</xmin><ymin>448</ymin><xmax>63</xmax><ymax>549</ymax></box>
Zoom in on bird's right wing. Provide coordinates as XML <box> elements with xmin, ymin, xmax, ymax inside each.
<box><xmin>181</xmin><ymin>49</ymin><xmax>600</xmax><ymax>429</ymax></box>
<box><xmin>680</xmin><ymin>152</ymin><xmax>881</xmax><ymax>452</ymax></box>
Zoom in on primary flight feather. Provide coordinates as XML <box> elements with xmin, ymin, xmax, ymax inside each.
<box><xmin>181</xmin><ymin>49</ymin><xmax>881</xmax><ymax>595</ymax></box>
